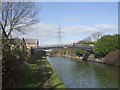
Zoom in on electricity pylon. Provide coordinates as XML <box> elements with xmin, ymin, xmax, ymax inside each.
<box><xmin>57</xmin><ymin>24</ymin><xmax>64</xmax><ymax>46</ymax></box>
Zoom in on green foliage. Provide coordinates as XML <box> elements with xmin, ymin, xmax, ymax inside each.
<box><xmin>93</xmin><ymin>34</ymin><xmax>120</xmax><ymax>58</ymax></box>
<box><xmin>12</xmin><ymin>45</ymin><xmax>28</xmax><ymax>62</ymax></box>
<box><xmin>64</xmin><ymin>49</ymin><xmax>71</xmax><ymax>55</ymax></box>
<box><xmin>74</xmin><ymin>49</ymin><xmax>88</xmax><ymax>54</ymax></box>
<box><xmin>2</xmin><ymin>39</ymin><xmax>29</xmax><ymax>88</ymax></box>
<box><xmin>18</xmin><ymin>64</ymin><xmax>40</xmax><ymax>88</ymax></box>
<box><xmin>74</xmin><ymin>49</ymin><xmax>88</xmax><ymax>57</ymax></box>
<box><xmin>77</xmin><ymin>41</ymin><xmax>94</xmax><ymax>45</ymax></box>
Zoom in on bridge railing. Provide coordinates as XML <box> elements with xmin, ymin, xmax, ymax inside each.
<box><xmin>39</xmin><ymin>44</ymin><xmax>73</xmax><ymax>48</ymax></box>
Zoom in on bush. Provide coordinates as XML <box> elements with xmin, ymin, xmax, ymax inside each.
<box><xmin>2</xmin><ymin>53</ymin><xmax>26</xmax><ymax>88</ymax></box>
<box><xmin>2</xmin><ymin>39</ymin><xmax>28</xmax><ymax>88</ymax></box>
<box><xmin>93</xmin><ymin>34</ymin><xmax>120</xmax><ymax>58</ymax></box>
<box><xmin>74</xmin><ymin>49</ymin><xmax>88</xmax><ymax>57</ymax></box>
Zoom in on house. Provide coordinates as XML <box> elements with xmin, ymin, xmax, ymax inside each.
<box><xmin>25</xmin><ymin>39</ymin><xmax>39</xmax><ymax>54</ymax></box>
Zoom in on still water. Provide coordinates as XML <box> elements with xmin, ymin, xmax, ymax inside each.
<box><xmin>47</xmin><ymin>56</ymin><xmax>118</xmax><ymax>88</ymax></box>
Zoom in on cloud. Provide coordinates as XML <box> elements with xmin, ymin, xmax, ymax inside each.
<box><xmin>62</xmin><ymin>18</ymin><xmax>81</xmax><ymax>22</ymax></box>
<box><xmin>12</xmin><ymin>22</ymin><xmax>117</xmax><ymax>45</ymax></box>
<box><xmin>63</xmin><ymin>25</ymin><xmax>95</xmax><ymax>35</ymax></box>
<box><xmin>95</xmin><ymin>24</ymin><xmax>117</xmax><ymax>31</ymax></box>
<box><xmin>63</xmin><ymin>24</ymin><xmax>117</xmax><ymax>36</ymax></box>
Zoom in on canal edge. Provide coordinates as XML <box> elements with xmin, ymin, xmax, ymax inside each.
<box><xmin>46</xmin><ymin>57</ymin><xmax>66</xmax><ymax>89</ymax></box>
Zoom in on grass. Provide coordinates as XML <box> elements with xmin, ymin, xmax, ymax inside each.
<box><xmin>18</xmin><ymin>63</ymin><xmax>40</xmax><ymax>88</ymax></box>
<box><xmin>49</xmin><ymin>69</ymin><xmax>65</xmax><ymax>88</ymax></box>
<box><xmin>43</xmin><ymin>60</ymin><xmax>65</xmax><ymax>88</ymax></box>
<box><xmin>18</xmin><ymin>57</ymin><xmax>65</xmax><ymax>89</ymax></box>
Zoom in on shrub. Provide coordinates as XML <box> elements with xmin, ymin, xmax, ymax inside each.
<box><xmin>74</xmin><ymin>49</ymin><xmax>88</xmax><ymax>57</ymax></box>
<box><xmin>2</xmin><ymin>39</ymin><xmax>28</xmax><ymax>88</ymax></box>
<box><xmin>93</xmin><ymin>34</ymin><xmax>120</xmax><ymax>58</ymax></box>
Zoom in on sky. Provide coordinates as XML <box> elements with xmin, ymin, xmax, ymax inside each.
<box><xmin>13</xmin><ymin>2</ymin><xmax>118</xmax><ymax>46</ymax></box>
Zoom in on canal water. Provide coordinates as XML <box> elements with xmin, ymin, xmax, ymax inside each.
<box><xmin>47</xmin><ymin>56</ymin><xmax>118</xmax><ymax>88</ymax></box>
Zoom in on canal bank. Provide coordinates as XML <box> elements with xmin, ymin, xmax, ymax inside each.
<box><xmin>65</xmin><ymin>54</ymin><xmax>119</xmax><ymax>67</ymax></box>
<box><xmin>44</xmin><ymin>57</ymin><xmax>65</xmax><ymax>89</ymax></box>
<box><xmin>18</xmin><ymin>57</ymin><xmax>65</xmax><ymax>89</ymax></box>
<box><xmin>55</xmin><ymin>54</ymin><xmax>104</xmax><ymax>64</ymax></box>
<box><xmin>54</xmin><ymin>50</ymin><xmax>119</xmax><ymax>67</ymax></box>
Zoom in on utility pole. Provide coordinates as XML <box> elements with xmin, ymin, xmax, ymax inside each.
<box><xmin>57</xmin><ymin>24</ymin><xmax>63</xmax><ymax>46</ymax></box>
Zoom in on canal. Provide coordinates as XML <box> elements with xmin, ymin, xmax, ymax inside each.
<box><xmin>47</xmin><ymin>56</ymin><xmax>118</xmax><ymax>88</ymax></box>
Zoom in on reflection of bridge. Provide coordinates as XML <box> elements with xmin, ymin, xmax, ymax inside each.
<box><xmin>33</xmin><ymin>45</ymin><xmax>93</xmax><ymax>51</ymax></box>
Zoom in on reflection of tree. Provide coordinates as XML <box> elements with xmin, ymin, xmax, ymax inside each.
<box><xmin>89</xmin><ymin>63</ymin><xmax>118</xmax><ymax>88</ymax></box>
<box><xmin>66</xmin><ymin>59</ymin><xmax>118</xmax><ymax>88</ymax></box>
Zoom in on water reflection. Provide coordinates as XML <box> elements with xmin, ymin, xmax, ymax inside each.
<box><xmin>47</xmin><ymin>56</ymin><xmax>118</xmax><ymax>88</ymax></box>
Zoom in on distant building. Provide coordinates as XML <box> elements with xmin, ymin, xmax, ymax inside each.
<box><xmin>25</xmin><ymin>39</ymin><xmax>39</xmax><ymax>49</ymax></box>
<box><xmin>25</xmin><ymin>39</ymin><xmax>39</xmax><ymax>54</ymax></box>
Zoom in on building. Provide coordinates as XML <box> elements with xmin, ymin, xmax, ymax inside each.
<box><xmin>25</xmin><ymin>39</ymin><xmax>39</xmax><ymax>54</ymax></box>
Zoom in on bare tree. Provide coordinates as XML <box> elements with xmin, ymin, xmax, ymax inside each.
<box><xmin>83</xmin><ymin>36</ymin><xmax>92</xmax><ymax>42</ymax></box>
<box><xmin>0</xmin><ymin>2</ymin><xmax>40</xmax><ymax>39</ymax></box>
<box><xmin>91</xmin><ymin>32</ymin><xmax>103</xmax><ymax>42</ymax></box>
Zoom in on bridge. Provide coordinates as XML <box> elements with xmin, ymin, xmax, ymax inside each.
<box><xmin>33</xmin><ymin>45</ymin><xmax>93</xmax><ymax>52</ymax></box>
<box><xmin>32</xmin><ymin>45</ymin><xmax>93</xmax><ymax>61</ymax></box>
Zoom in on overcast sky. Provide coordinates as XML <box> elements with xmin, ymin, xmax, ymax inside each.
<box><xmin>13</xmin><ymin>2</ymin><xmax>118</xmax><ymax>46</ymax></box>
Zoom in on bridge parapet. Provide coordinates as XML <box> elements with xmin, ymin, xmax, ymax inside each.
<box><xmin>33</xmin><ymin>45</ymin><xmax>93</xmax><ymax>52</ymax></box>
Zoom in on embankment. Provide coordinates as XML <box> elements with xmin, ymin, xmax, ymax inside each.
<box><xmin>100</xmin><ymin>49</ymin><xmax>119</xmax><ymax>66</ymax></box>
<box><xmin>44</xmin><ymin>58</ymin><xmax>65</xmax><ymax>89</ymax></box>
<box><xmin>53</xmin><ymin>49</ymin><xmax>119</xmax><ymax>67</ymax></box>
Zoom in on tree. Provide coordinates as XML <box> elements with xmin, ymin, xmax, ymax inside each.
<box><xmin>74</xmin><ymin>49</ymin><xmax>88</xmax><ymax>57</ymax></box>
<box><xmin>83</xmin><ymin>36</ymin><xmax>92</xmax><ymax>42</ymax></box>
<box><xmin>91</xmin><ymin>32</ymin><xmax>103</xmax><ymax>42</ymax></box>
<box><xmin>93</xmin><ymin>34</ymin><xmax>119</xmax><ymax>58</ymax></box>
<box><xmin>1</xmin><ymin>2</ymin><xmax>40</xmax><ymax>88</ymax></box>
<box><xmin>0</xmin><ymin>2</ymin><xmax>40</xmax><ymax>39</ymax></box>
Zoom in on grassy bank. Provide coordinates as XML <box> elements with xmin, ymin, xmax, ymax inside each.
<box><xmin>18</xmin><ymin>63</ymin><xmax>40</xmax><ymax>88</ymax></box>
<box><xmin>43</xmin><ymin>58</ymin><xmax>65</xmax><ymax>88</ymax></box>
<box><xmin>18</xmin><ymin>57</ymin><xmax>65</xmax><ymax>89</ymax></box>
